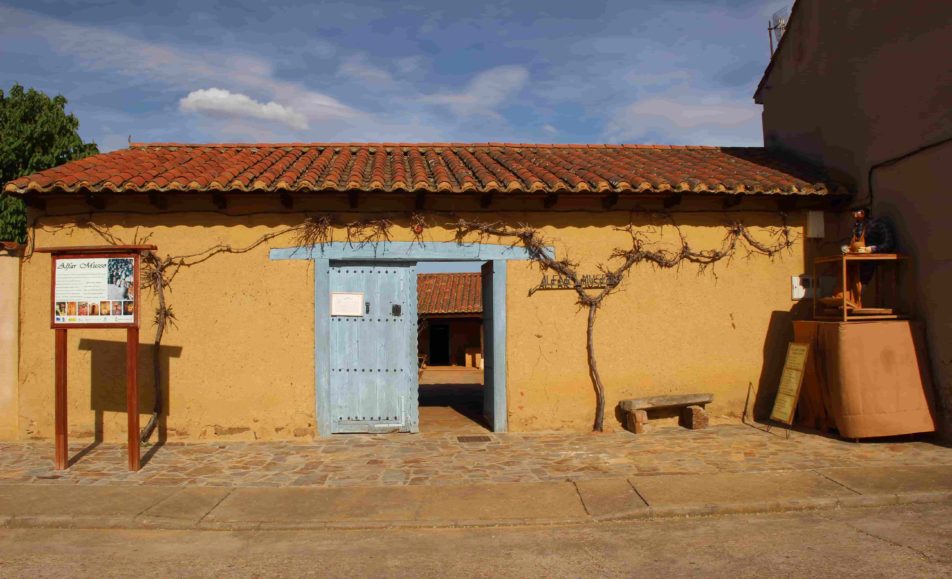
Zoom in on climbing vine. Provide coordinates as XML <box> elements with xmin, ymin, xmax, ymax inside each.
<box><xmin>58</xmin><ymin>215</ymin><xmax>399</xmax><ymax>442</ymax></box>
<box><xmin>32</xmin><ymin>211</ymin><xmax>797</xmax><ymax>439</ymax></box>
<box><xmin>450</xmin><ymin>216</ymin><xmax>798</xmax><ymax>431</ymax></box>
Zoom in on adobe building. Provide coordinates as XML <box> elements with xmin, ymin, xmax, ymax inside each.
<box><xmin>756</xmin><ymin>0</ymin><xmax>952</xmax><ymax>435</ymax></box>
<box><xmin>417</xmin><ymin>273</ymin><xmax>483</xmax><ymax>368</ymax></box>
<box><xmin>1</xmin><ymin>142</ymin><xmax>841</xmax><ymax>440</ymax></box>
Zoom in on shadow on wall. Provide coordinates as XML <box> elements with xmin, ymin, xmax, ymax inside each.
<box><xmin>31</xmin><ymin>199</ymin><xmax>800</xmax><ymax>244</ymax></box>
<box><xmin>753</xmin><ymin>301</ymin><xmax>814</xmax><ymax>420</ymax></box>
<box><xmin>76</xmin><ymin>339</ymin><xmax>182</xmax><ymax>451</ymax></box>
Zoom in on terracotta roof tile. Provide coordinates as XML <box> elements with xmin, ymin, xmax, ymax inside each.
<box><xmin>3</xmin><ymin>142</ymin><xmax>830</xmax><ymax>196</ymax></box>
<box><xmin>418</xmin><ymin>273</ymin><xmax>482</xmax><ymax>315</ymax></box>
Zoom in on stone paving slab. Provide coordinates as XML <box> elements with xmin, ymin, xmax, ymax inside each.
<box><xmin>819</xmin><ymin>464</ymin><xmax>952</xmax><ymax>495</ymax></box>
<box><xmin>575</xmin><ymin>478</ymin><xmax>648</xmax><ymax>518</ymax></box>
<box><xmin>414</xmin><ymin>482</ymin><xmax>586</xmax><ymax>523</ymax></box>
<box><xmin>1</xmin><ymin>470</ymin><xmax>950</xmax><ymax>531</ymax></box>
<box><xmin>0</xmin><ymin>485</ymin><xmax>176</xmax><ymax>518</ymax></box>
<box><xmin>141</xmin><ymin>487</ymin><xmax>232</xmax><ymax>522</ymax></box>
<box><xmin>1</xmin><ymin>425</ymin><xmax>951</xmax><ymax>488</ymax></box>
<box><xmin>630</xmin><ymin>470</ymin><xmax>856</xmax><ymax>510</ymax></box>
<box><xmin>206</xmin><ymin>487</ymin><xmax>422</xmax><ymax>525</ymax></box>
<box><xmin>203</xmin><ymin>482</ymin><xmax>587</xmax><ymax>526</ymax></box>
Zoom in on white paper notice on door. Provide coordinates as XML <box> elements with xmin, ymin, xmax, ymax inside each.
<box><xmin>331</xmin><ymin>292</ymin><xmax>364</xmax><ymax>316</ymax></box>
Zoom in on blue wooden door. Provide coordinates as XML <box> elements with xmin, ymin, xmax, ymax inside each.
<box><xmin>328</xmin><ymin>261</ymin><xmax>418</xmax><ymax>433</ymax></box>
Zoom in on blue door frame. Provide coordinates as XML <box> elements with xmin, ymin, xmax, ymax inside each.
<box><xmin>270</xmin><ymin>241</ymin><xmax>547</xmax><ymax>437</ymax></box>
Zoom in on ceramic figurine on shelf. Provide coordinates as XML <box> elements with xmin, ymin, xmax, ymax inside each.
<box><xmin>840</xmin><ymin>206</ymin><xmax>895</xmax><ymax>256</ymax></box>
<box><xmin>820</xmin><ymin>206</ymin><xmax>896</xmax><ymax>310</ymax></box>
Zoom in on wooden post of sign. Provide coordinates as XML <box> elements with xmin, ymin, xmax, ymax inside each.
<box><xmin>40</xmin><ymin>244</ymin><xmax>155</xmax><ymax>472</ymax></box>
<box><xmin>126</xmin><ymin>327</ymin><xmax>140</xmax><ymax>471</ymax></box>
<box><xmin>54</xmin><ymin>328</ymin><xmax>68</xmax><ymax>470</ymax></box>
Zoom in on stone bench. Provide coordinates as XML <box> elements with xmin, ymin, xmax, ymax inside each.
<box><xmin>619</xmin><ymin>393</ymin><xmax>714</xmax><ymax>433</ymax></box>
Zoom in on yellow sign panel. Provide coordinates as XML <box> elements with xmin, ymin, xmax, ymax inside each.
<box><xmin>770</xmin><ymin>342</ymin><xmax>810</xmax><ymax>425</ymax></box>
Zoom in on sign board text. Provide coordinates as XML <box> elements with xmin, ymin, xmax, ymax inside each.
<box><xmin>536</xmin><ymin>273</ymin><xmax>622</xmax><ymax>291</ymax></box>
<box><xmin>52</xmin><ymin>254</ymin><xmax>139</xmax><ymax>328</ymax></box>
<box><xmin>770</xmin><ymin>342</ymin><xmax>810</xmax><ymax>425</ymax></box>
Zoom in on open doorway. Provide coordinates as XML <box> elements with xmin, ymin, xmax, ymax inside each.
<box><xmin>273</xmin><ymin>240</ymin><xmax>521</xmax><ymax>436</ymax></box>
<box><xmin>417</xmin><ymin>263</ymin><xmax>489</xmax><ymax>433</ymax></box>
<box><xmin>427</xmin><ymin>324</ymin><xmax>451</xmax><ymax>365</ymax></box>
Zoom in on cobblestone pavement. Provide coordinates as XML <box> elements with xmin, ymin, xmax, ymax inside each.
<box><xmin>1</xmin><ymin>424</ymin><xmax>950</xmax><ymax>488</ymax></box>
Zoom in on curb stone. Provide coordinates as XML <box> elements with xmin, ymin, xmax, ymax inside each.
<box><xmin>1</xmin><ymin>492</ymin><xmax>949</xmax><ymax>531</ymax></box>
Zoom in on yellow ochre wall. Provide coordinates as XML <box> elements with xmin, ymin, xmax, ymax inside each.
<box><xmin>15</xmin><ymin>199</ymin><xmax>807</xmax><ymax>440</ymax></box>
<box><xmin>0</xmin><ymin>245</ymin><xmax>22</xmax><ymax>440</ymax></box>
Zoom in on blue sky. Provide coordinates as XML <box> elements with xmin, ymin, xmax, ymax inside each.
<box><xmin>1</xmin><ymin>0</ymin><xmax>789</xmax><ymax>152</ymax></box>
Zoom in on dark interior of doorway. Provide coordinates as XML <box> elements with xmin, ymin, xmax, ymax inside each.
<box><xmin>417</xmin><ymin>262</ymin><xmax>489</xmax><ymax>434</ymax></box>
<box><xmin>428</xmin><ymin>324</ymin><xmax>451</xmax><ymax>366</ymax></box>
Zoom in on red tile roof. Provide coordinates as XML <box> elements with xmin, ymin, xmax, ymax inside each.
<box><xmin>3</xmin><ymin>142</ymin><xmax>830</xmax><ymax>196</ymax></box>
<box><xmin>418</xmin><ymin>273</ymin><xmax>482</xmax><ymax>315</ymax></box>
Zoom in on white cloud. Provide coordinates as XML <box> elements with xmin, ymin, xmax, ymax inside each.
<box><xmin>423</xmin><ymin>65</ymin><xmax>529</xmax><ymax>117</ymax></box>
<box><xmin>179</xmin><ymin>89</ymin><xmax>309</xmax><ymax>130</ymax></box>
<box><xmin>395</xmin><ymin>56</ymin><xmax>424</xmax><ymax>74</ymax></box>
<box><xmin>338</xmin><ymin>54</ymin><xmax>394</xmax><ymax>86</ymax></box>
<box><xmin>542</xmin><ymin>124</ymin><xmax>558</xmax><ymax>135</ymax></box>
<box><xmin>624</xmin><ymin>70</ymin><xmax>692</xmax><ymax>88</ymax></box>
<box><xmin>624</xmin><ymin>98</ymin><xmax>759</xmax><ymax>129</ymax></box>
<box><xmin>604</xmin><ymin>96</ymin><xmax>762</xmax><ymax>145</ymax></box>
<box><xmin>0</xmin><ymin>5</ymin><xmax>358</xmax><ymax>128</ymax></box>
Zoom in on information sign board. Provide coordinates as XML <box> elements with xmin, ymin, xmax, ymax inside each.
<box><xmin>770</xmin><ymin>342</ymin><xmax>810</xmax><ymax>425</ymax></box>
<box><xmin>51</xmin><ymin>253</ymin><xmax>139</xmax><ymax>328</ymax></box>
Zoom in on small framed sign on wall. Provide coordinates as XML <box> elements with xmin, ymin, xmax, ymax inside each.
<box><xmin>330</xmin><ymin>292</ymin><xmax>364</xmax><ymax>316</ymax></box>
<box><xmin>51</xmin><ymin>253</ymin><xmax>140</xmax><ymax>328</ymax></box>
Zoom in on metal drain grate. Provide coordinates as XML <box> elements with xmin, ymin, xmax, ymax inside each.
<box><xmin>457</xmin><ymin>435</ymin><xmax>492</xmax><ymax>443</ymax></box>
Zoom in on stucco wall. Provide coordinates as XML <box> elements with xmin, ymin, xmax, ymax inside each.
<box><xmin>15</xmin><ymin>199</ymin><xmax>807</xmax><ymax>440</ymax></box>
<box><xmin>503</xmin><ymin>210</ymin><xmax>805</xmax><ymax>431</ymax></box>
<box><xmin>759</xmin><ymin>0</ymin><xmax>952</xmax><ymax>188</ymax></box>
<box><xmin>0</xmin><ymin>246</ymin><xmax>21</xmax><ymax>439</ymax></box>
<box><xmin>873</xmin><ymin>142</ymin><xmax>952</xmax><ymax>435</ymax></box>
<box><xmin>18</xmin><ymin>213</ymin><xmax>317</xmax><ymax>442</ymax></box>
<box><xmin>758</xmin><ymin>0</ymin><xmax>952</xmax><ymax>434</ymax></box>
<box><xmin>450</xmin><ymin>318</ymin><xmax>482</xmax><ymax>367</ymax></box>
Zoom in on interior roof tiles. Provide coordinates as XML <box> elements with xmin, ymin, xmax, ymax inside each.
<box><xmin>418</xmin><ymin>273</ymin><xmax>482</xmax><ymax>315</ymax></box>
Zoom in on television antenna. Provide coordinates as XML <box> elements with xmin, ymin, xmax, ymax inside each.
<box><xmin>768</xmin><ymin>6</ymin><xmax>791</xmax><ymax>56</ymax></box>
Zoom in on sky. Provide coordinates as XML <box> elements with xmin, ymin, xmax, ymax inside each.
<box><xmin>0</xmin><ymin>0</ymin><xmax>790</xmax><ymax>153</ymax></box>
<box><xmin>417</xmin><ymin>261</ymin><xmax>481</xmax><ymax>274</ymax></box>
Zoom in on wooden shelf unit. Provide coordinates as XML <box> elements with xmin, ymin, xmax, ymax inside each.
<box><xmin>812</xmin><ymin>253</ymin><xmax>907</xmax><ymax>322</ymax></box>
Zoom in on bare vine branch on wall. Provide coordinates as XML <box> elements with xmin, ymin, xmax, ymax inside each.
<box><xmin>54</xmin><ymin>216</ymin><xmax>398</xmax><ymax>443</ymax></box>
<box><xmin>451</xmin><ymin>215</ymin><xmax>799</xmax><ymax>432</ymax></box>
<box><xmin>33</xmin><ymin>211</ymin><xmax>799</xmax><ymax>439</ymax></box>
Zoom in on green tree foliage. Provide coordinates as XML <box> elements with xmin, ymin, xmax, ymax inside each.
<box><xmin>0</xmin><ymin>84</ymin><xmax>99</xmax><ymax>243</ymax></box>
